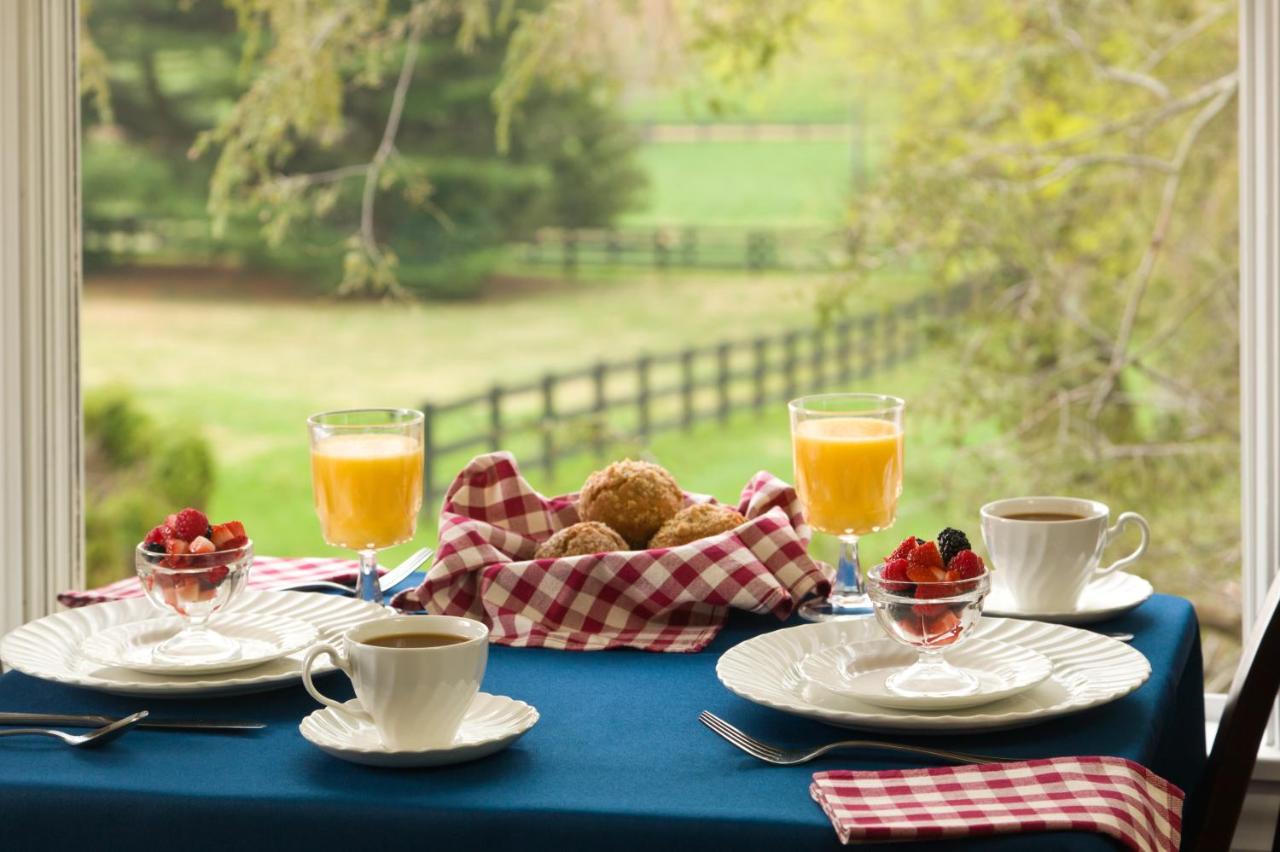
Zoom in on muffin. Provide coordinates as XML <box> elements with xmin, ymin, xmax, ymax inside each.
<box><xmin>578</xmin><ymin>459</ymin><xmax>683</xmax><ymax>549</ymax></box>
<box><xmin>649</xmin><ymin>503</ymin><xmax>747</xmax><ymax>548</ymax></box>
<box><xmin>534</xmin><ymin>521</ymin><xmax>629</xmax><ymax>559</ymax></box>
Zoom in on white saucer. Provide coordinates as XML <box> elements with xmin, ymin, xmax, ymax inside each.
<box><xmin>79</xmin><ymin>612</ymin><xmax>319</xmax><ymax>675</ymax></box>
<box><xmin>798</xmin><ymin>637</ymin><xmax>1053</xmax><ymax>711</ymax></box>
<box><xmin>300</xmin><ymin>693</ymin><xmax>539</xmax><ymax>768</ymax></box>
<box><xmin>984</xmin><ymin>571</ymin><xmax>1154</xmax><ymax>624</ymax></box>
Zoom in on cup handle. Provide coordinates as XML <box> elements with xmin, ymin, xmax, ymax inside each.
<box><xmin>1097</xmin><ymin>512</ymin><xmax>1150</xmax><ymax>577</ymax></box>
<box><xmin>300</xmin><ymin>642</ymin><xmax>371</xmax><ymax>720</ymax></box>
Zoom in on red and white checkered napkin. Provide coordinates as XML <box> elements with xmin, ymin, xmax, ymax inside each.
<box><xmin>57</xmin><ymin>556</ymin><xmax>368</xmax><ymax>608</ymax></box>
<box><xmin>391</xmin><ymin>451</ymin><xmax>831</xmax><ymax>652</ymax></box>
<box><xmin>811</xmin><ymin>757</ymin><xmax>1184</xmax><ymax>852</ymax></box>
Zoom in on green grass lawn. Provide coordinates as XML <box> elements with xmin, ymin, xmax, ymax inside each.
<box><xmin>622</xmin><ymin>140</ymin><xmax>856</xmax><ymax>228</ymax></box>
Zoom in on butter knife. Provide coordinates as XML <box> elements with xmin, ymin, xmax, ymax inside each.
<box><xmin>0</xmin><ymin>712</ymin><xmax>265</xmax><ymax>731</ymax></box>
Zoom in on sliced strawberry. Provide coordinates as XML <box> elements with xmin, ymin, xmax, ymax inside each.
<box><xmin>897</xmin><ymin>615</ymin><xmax>924</xmax><ymax>638</ymax></box>
<box><xmin>189</xmin><ymin>535</ymin><xmax>216</xmax><ymax>554</ymax></box>
<box><xmin>164</xmin><ymin>539</ymin><xmax>189</xmax><ymax>556</ymax></box>
<box><xmin>907</xmin><ymin>540</ymin><xmax>944</xmax><ymax>572</ymax></box>
<box><xmin>208</xmin><ymin>565</ymin><xmax>230</xmax><ymax>584</ymax></box>
<box><xmin>906</xmin><ymin>563</ymin><xmax>945</xmax><ymax>584</ymax></box>
<box><xmin>223</xmin><ymin>520</ymin><xmax>246</xmax><ymax>539</ymax></box>
<box><xmin>209</xmin><ymin>524</ymin><xmax>236</xmax><ymax>549</ymax></box>
<box><xmin>924</xmin><ymin>610</ymin><xmax>962</xmax><ymax>644</ymax></box>
<box><xmin>915</xmin><ymin>580</ymin><xmax>958</xmax><ymax>600</ymax></box>
<box><xmin>881</xmin><ymin>558</ymin><xmax>911</xmax><ymax>593</ymax></box>
<box><xmin>912</xmin><ymin>601</ymin><xmax>949</xmax><ymax>617</ymax></box>
<box><xmin>888</xmin><ymin>536</ymin><xmax>921</xmax><ymax>562</ymax></box>
<box><xmin>222</xmin><ymin>535</ymin><xmax>249</xmax><ymax>550</ymax></box>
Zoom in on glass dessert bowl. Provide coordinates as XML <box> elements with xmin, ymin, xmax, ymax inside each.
<box><xmin>865</xmin><ymin>558</ymin><xmax>990</xmax><ymax>698</ymax></box>
<box><xmin>135</xmin><ymin>538</ymin><xmax>253</xmax><ymax>665</ymax></box>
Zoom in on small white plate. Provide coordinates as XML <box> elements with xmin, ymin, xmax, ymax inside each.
<box><xmin>300</xmin><ymin>694</ymin><xmax>539</xmax><ymax>768</ymax></box>
<box><xmin>984</xmin><ymin>572</ymin><xmax>1154</xmax><ymax>624</ymax></box>
<box><xmin>79</xmin><ymin>613</ymin><xmax>319</xmax><ymax>675</ymax></box>
<box><xmin>798</xmin><ymin>637</ymin><xmax>1053</xmax><ymax>711</ymax></box>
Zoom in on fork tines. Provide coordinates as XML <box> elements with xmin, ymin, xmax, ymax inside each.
<box><xmin>698</xmin><ymin>710</ymin><xmax>784</xmax><ymax>763</ymax></box>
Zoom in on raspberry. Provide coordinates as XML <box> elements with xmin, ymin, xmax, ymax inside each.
<box><xmin>908</xmin><ymin>540</ymin><xmax>944</xmax><ymax>572</ymax></box>
<box><xmin>915</xmin><ymin>580</ymin><xmax>957</xmax><ymax>600</ymax></box>
<box><xmin>938</xmin><ymin>527</ymin><xmax>972</xmax><ymax>565</ymax></box>
<box><xmin>881</xmin><ymin>558</ymin><xmax>911</xmax><ymax>593</ymax></box>
<box><xmin>171</xmin><ymin>508</ymin><xmax>209</xmax><ymax>542</ymax></box>
<box><xmin>946</xmin><ymin>550</ymin><xmax>984</xmax><ymax>580</ymax></box>
<box><xmin>888</xmin><ymin>536</ymin><xmax>922</xmax><ymax>562</ymax></box>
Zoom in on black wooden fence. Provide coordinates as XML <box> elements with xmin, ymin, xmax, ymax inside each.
<box><xmin>516</xmin><ymin>226</ymin><xmax>846</xmax><ymax>272</ymax></box>
<box><xmin>418</xmin><ymin>278</ymin><xmax>991</xmax><ymax>506</ymax></box>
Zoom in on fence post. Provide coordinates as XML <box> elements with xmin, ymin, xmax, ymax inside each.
<box><xmin>421</xmin><ymin>402</ymin><xmax>435</xmax><ymax>515</ymax></box>
<box><xmin>784</xmin><ymin>331</ymin><xmax>799</xmax><ymax>401</ymax></box>
<box><xmin>717</xmin><ymin>342</ymin><xmax>730</xmax><ymax>423</ymax></box>
<box><xmin>861</xmin><ymin>315</ymin><xmax>876</xmax><ymax>378</ymax></box>
<box><xmin>753</xmin><ymin>337</ymin><xmax>767</xmax><ymax>410</ymax></box>
<box><xmin>681</xmin><ymin>349</ymin><xmax>695</xmax><ymax>430</ymax></box>
<box><xmin>637</xmin><ymin>355</ymin><xmax>651</xmax><ymax>442</ymax></box>
<box><xmin>562</xmin><ymin>230</ymin><xmax>577</xmax><ymax>273</ymax></box>
<box><xmin>489</xmin><ymin>385</ymin><xmax>503</xmax><ymax>451</ymax></box>
<box><xmin>837</xmin><ymin>319</ymin><xmax>852</xmax><ymax>384</ymax></box>
<box><xmin>592</xmin><ymin>362</ymin><xmax>607</xmax><ymax>458</ymax></box>
<box><xmin>653</xmin><ymin>231</ymin><xmax>670</xmax><ymax>269</ymax></box>
<box><xmin>541</xmin><ymin>374</ymin><xmax>556</xmax><ymax>480</ymax></box>
<box><xmin>812</xmin><ymin>325</ymin><xmax>826</xmax><ymax>391</ymax></box>
<box><xmin>607</xmin><ymin>230</ymin><xmax>621</xmax><ymax>266</ymax></box>
<box><xmin>681</xmin><ymin>227</ymin><xmax>698</xmax><ymax>267</ymax></box>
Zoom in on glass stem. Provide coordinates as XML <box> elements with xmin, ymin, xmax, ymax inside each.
<box><xmin>835</xmin><ymin>534</ymin><xmax>863</xmax><ymax>598</ymax></box>
<box><xmin>356</xmin><ymin>549</ymin><xmax>383</xmax><ymax>605</ymax></box>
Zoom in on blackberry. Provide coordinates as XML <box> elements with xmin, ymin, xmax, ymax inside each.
<box><xmin>144</xmin><ymin>540</ymin><xmax>166</xmax><ymax>554</ymax></box>
<box><xmin>938</xmin><ymin>527</ymin><xmax>971</xmax><ymax>565</ymax></box>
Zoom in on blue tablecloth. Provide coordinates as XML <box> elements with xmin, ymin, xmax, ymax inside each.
<box><xmin>0</xmin><ymin>592</ymin><xmax>1204</xmax><ymax>852</ymax></box>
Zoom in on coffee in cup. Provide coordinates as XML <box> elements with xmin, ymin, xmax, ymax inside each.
<box><xmin>301</xmin><ymin>615</ymin><xmax>488</xmax><ymax>750</ymax></box>
<box><xmin>980</xmin><ymin>497</ymin><xmax>1149</xmax><ymax>613</ymax></box>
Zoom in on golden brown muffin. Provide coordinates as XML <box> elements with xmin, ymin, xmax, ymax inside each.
<box><xmin>534</xmin><ymin>521</ymin><xmax>628</xmax><ymax>559</ymax></box>
<box><xmin>578</xmin><ymin>459</ymin><xmax>683</xmax><ymax>549</ymax></box>
<box><xmin>649</xmin><ymin>503</ymin><xmax>747</xmax><ymax>548</ymax></box>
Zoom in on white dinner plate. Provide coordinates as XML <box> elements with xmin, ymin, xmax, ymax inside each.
<box><xmin>717</xmin><ymin>616</ymin><xmax>1149</xmax><ymax>734</ymax></box>
<box><xmin>0</xmin><ymin>591</ymin><xmax>390</xmax><ymax>697</ymax></box>
<box><xmin>79</xmin><ymin>612</ymin><xmax>319</xmax><ymax>676</ymax></box>
<box><xmin>797</xmin><ymin>637</ymin><xmax>1053</xmax><ymax>711</ymax></box>
<box><xmin>984</xmin><ymin>572</ymin><xmax>1154</xmax><ymax>624</ymax></box>
<box><xmin>300</xmin><ymin>694</ymin><xmax>539</xmax><ymax>768</ymax></box>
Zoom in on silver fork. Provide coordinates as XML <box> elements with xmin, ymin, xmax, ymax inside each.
<box><xmin>698</xmin><ymin>711</ymin><xmax>1017</xmax><ymax>766</ymax></box>
<box><xmin>0</xmin><ymin>711</ymin><xmax>148</xmax><ymax>749</ymax></box>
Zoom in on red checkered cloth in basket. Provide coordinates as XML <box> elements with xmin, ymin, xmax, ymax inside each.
<box><xmin>391</xmin><ymin>451</ymin><xmax>831</xmax><ymax>651</ymax></box>
<box><xmin>58</xmin><ymin>556</ymin><xmax>369</xmax><ymax>608</ymax></box>
<box><xmin>811</xmin><ymin>756</ymin><xmax>1183</xmax><ymax>851</ymax></box>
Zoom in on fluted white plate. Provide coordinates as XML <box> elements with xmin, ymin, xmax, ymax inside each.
<box><xmin>798</xmin><ymin>638</ymin><xmax>1053</xmax><ymax>711</ymax></box>
<box><xmin>0</xmin><ymin>591</ymin><xmax>390</xmax><ymax>697</ymax></box>
<box><xmin>718</xmin><ymin>617</ymin><xmax>1149</xmax><ymax>733</ymax></box>
<box><xmin>79</xmin><ymin>613</ymin><xmax>320</xmax><ymax>675</ymax></box>
<box><xmin>300</xmin><ymin>694</ymin><xmax>539</xmax><ymax>768</ymax></box>
<box><xmin>984</xmin><ymin>572</ymin><xmax>1154</xmax><ymax>624</ymax></box>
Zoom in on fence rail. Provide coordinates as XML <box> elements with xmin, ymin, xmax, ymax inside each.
<box><xmin>419</xmin><ymin>278</ymin><xmax>991</xmax><ymax>506</ymax></box>
<box><xmin>515</xmin><ymin>226</ymin><xmax>847</xmax><ymax>272</ymax></box>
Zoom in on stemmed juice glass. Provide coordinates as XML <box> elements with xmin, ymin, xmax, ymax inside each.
<box><xmin>308</xmin><ymin>409</ymin><xmax>424</xmax><ymax>604</ymax></box>
<box><xmin>789</xmin><ymin>393</ymin><xmax>905</xmax><ymax>621</ymax></box>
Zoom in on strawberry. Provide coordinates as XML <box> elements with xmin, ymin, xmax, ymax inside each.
<box><xmin>171</xmin><ymin>508</ymin><xmax>209</xmax><ymax>542</ymax></box>
<box><xmin>912</xmin><ymin>601</ymin><xmax>949</xmax><ymax>617</ymax></box>
<box><xmin>189</xmin><ymin>535</ymin><xmax>216</xmax><ymax>554</ymax></box>
<box><xmin>881</xmin><ymin>558</ymin><xmax>911</xmax><ymax>593</ymax></box>
<box><xmin>946</xmin><ymin>549</ymin><xmax>984</xmax><ymax>579</ymax></box>
<box><xmin>924</xmin><ymin>610</ymin><xmax>962</xmax><ymax>644</ymax></box>
<box><xmin>906</xmin><ymin>563</ymin><xmax>945</xmax><ymax>584</ymax></box>
<box><xmin>208</xmin><ymin>565</ymin><xmax>230</xmax><ymax>584</ymax></box>
<box><xmin>908</xmin><ymin>540</ymin><xmax>944</xmax><ymax>572</ymax></box>
<box><xmin>209</xmin><ymin>524</ymin><xmax>235</xmax><ymax>549</ymax></box>
<box><xmin>223</xmin><ymin>520</ymin><xmax>246</xmax><ymax>539</ymax></box>
<box><xmin>164</xmin><ymin>539</ymin><xmax>189</xmax><ymax>556</ymax></box>
<box><xmin>915</xmin><ymin>580</ymin><xmax>957</xmax><ymax>600</ymax></box>
<box><xmin>222</xmin><ymin>535</ymin><xmax>249</xmax><ymax>550</ymax></box>
<box><xmin>888</xmin><ymin>536</ymin><xmax>921</xmax><ymax>562</ymax></box>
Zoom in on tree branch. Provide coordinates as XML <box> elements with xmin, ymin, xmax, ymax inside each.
<box><xmin>1086</xmin><ymin>79</ymin><xmax>1237</xmax><ymax>421</ymax></box>
<box><xmin>1137</xmin><ymin>1</ymin><xmax>1234</xmax><ymax>74</ymax></box>
<box><xmin>1047</xmin><ymin>0</ymin><xmax>1170</xmax><ymax>100</ymax></box>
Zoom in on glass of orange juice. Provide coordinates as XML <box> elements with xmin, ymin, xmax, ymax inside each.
<box><xmin>789</xmin><ymin>393</ymin><xmax>905</xmax><ymax>621</ymax></box>
<box><xmin>308</xmin><ymin>409</ymin><xmax>424</xmax><ymax>604</ymax></box>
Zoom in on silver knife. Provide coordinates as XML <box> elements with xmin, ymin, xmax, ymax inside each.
<box><xmin>0</xmin><ymin>712</ymin><xmax>265</xmax><ymax>731</ymax></box>
<box><xmin>275</xmin><ymin>546</ymin><xmax>433</xmax><ymax>595</ymax></box>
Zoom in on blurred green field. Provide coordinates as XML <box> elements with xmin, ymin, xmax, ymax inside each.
<box><xmin>82</xmin><ymin>267</ymin><xmax>958</xmax><ymax>575</ymax></box>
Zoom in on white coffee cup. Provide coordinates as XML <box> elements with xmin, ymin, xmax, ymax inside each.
<box><xmin>301</xmin><ymin>615</ymin><xmax>488</xmax><ymax>751</ymax></box>
<box><xmin>980</xmin><ymin>497</ymin><xmax>1150</xmax><ymax>613</ymax></box>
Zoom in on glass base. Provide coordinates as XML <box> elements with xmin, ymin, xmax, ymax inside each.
<box><xmin>799</xmin><ymin>593</ymin><xmax>874</xmax><ymax>622</ymax></box>
<box><xmin>153</xmin><ymin>626</ymin><xmax>241</xmax><ymax>667</ymax></box>
<box><xmin>885</xmin><ymin>657</ymin><xmax>979</xmax><ymax>697</ymax></box>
